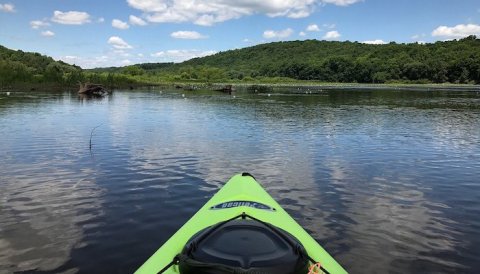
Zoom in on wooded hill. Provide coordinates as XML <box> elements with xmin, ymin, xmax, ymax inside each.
<box><xmin>0</xmin><ymin>45</ymin><xmax>83</xmax><ymax>85</ymax></box>
<box><xmin>2</xmin><ymin>36</ymin><xmax>480</xmax><ymax>87</ymax></box>
<box><xmin>154</xmin><ymin>35</ymin><xmax>480</xmax><ymax>84</ymax></box>
<box><xmin>0</xmin><ymin>45</ymin><xmax>137</xmax><ymax>88</ymax></box>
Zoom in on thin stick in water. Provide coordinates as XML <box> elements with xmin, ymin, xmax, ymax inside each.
<box><xmin>89</xmin><ymin>124</ymin><xmax>102</xmax><ymax>150</ymax></box>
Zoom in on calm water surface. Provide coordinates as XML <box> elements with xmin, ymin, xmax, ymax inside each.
<box><xmin>0</xmin><ymin>88</ymin><xmax>479</xmax><ymax>274</ymax></box>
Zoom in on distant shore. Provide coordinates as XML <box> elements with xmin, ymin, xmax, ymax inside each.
<box><xmin>167</xmin><ymin>81</ymin><xmax>480</xmax><ymax>93</ymax></box>
<box><xmin>2</xmin><ymin>81</ymin><xmax>479</xmax><ymax>93</ymax></box>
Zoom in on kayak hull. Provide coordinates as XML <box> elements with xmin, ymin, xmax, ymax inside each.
<box><xmin>136</xmin><ymin>173</ymin><xmax>347</xmax><ymax>274</ymax></box>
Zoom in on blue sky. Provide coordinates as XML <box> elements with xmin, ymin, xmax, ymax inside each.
<box><xmin>1</xmin><ymin>0</ymin><xmax>479</xmax><ymax>68</ymax></box>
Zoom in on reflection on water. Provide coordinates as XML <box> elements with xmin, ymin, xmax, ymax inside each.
<box><xmin>0</xmin><ymin>89</ymin><xmax>479</xmax><ymax>273</ymax></box>
<box><xmin>0</xmin><ymin>170</ymin><xmax>103</xmax><ymax>273</ymax></box>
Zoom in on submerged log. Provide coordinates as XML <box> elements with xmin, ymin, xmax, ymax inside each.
<box><xmin>215</xmin><ymin>84</ymin><xmax>235</xmax><ymax>94</ymax></box>
<box><xmin>78</xmin><ymin>82</ymin><xmax>108</xmax><ymax>96</ymax></box>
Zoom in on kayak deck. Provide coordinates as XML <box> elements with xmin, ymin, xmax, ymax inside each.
<box><xmin>135</xmin><ymin>173</ymin><xmax>347</xmax><ymax>274</ymax></box>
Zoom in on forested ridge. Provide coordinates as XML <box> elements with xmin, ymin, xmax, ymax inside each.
<box><xmin>165</xmin><ymin>36</ymin><xmax>480</xmax><ymax>84</ymax></box>
<box><xmin>0</xmin><ymin>45</ymin><xmax>137</xmax><ymax>88</ymax></box>
<box><xmin>1</xmin><ymin>36</ymin><xmax>480</xmax><ymax>87</ymax></box>
<box><xmin>0</xmin><ymin>45</ymin><xmax>83</xmax><ymax>85</ymax></box>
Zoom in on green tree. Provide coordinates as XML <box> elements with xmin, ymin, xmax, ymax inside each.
<box><xmin>122</xmin><ymin>65</ymin><xmax>145</xmax><ymax>76</ymax></box>
<box><xmin>44</xmin><ymin>62</ymin><xmax>64</xmax><ymax>83</ymax></box>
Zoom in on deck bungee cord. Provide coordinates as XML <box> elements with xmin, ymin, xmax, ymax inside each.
<box><xmin>155</xmin><ymin>212</ymin><xmax>331</xmax><ymax>274</ymax></box>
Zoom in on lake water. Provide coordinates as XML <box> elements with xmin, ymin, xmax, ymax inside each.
<box><xmin>0</xmin><ymin>87</ymin><xmax>479</xmax><ymax>274</ymax></box>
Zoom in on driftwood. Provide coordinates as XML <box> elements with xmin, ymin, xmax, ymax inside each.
<box><xmin>215</xmin><ymin>84</ymin><xmax>235</xmax><ymax>94</ymax></box>
<box><xmin>78</xmin><ymin>82</ymin><xmax>108</xmax><ymax>96</ymax></box>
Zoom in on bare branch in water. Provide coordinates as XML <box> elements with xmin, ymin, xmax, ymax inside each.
<box><xmin>89</xmin><ymin>124</ymin><xmax>102</xmax><ymax>151</ymax></box>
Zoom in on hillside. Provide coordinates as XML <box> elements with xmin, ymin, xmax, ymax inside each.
<box><xmin>0</xmin><ymin>45</ymin><xmax>81</xmax><ymax>86</ymax></box>
<box><xmin>2</xmin><ymin>36</ymin><xmax>480</xmax><ymax>87</ymax></box>
<box><xmin>90</xmin><ymin>62</ymin><xmax>174</xmax><ymax>73</ymax></box>
<box><xmin>0</xmin><ymin>45</ymin><xmax>142</xmax><ymax>88</ymax></box>
<box><xmin>169</xmin><ymin>36</ymin><xmax>480</xmax><ymax>84</ymax></box>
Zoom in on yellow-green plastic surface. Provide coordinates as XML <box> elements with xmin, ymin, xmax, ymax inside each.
<box><xmin>136</xmin><ymin>174</ymin><xmax>347</xmax><ymax>274</ymax></box>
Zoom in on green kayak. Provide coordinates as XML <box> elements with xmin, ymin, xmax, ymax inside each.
<box><xmin>136</xmin><ymin>173</ymin><xmax>347</xmax><ymax>274</ymax></box>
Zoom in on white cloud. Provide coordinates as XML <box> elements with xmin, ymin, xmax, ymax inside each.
<box><xmin>193</xmin><ymin>15</ymin><xmax>221</xmax><ymax>26</ymax></box>
<box><xmin>323</xmin><ymin>23</ymin><xmax>336</xmax><ymax>29</ymax></box>
<box><xmin>127</xmin><ymin>0</ymin><xmax>361</xmax><ymax>26</ymax></box>
<box><xmin>112</xmin><ymin>19</ymin><xmax>130</xmax><ymax>29</ymax></box>
<box><xmin>97</xmin><ymin>17</ymin><xmax>105</xmax><ymax>23</ymax></box>
<box><xmin>323</xmin><ymin>30</ymin><xmax>341</xmax><ymax>40</ymax></box>
<box><xmin>431</xmin><ymin>24</ymin><xmax>480</xmax><ymax>39</ymax></box>
<box><xmin>171</xmin><ymin>31</ymin><xmax>207</xmax><ymax>39</ymax></box>
<box><xmin>362</xmin><ymin>39</ymin><xmax>385</xmax><ymax>44</ymax></box>
<box><xmin>299</xmin><ymin>31</ymin><xmax>306</xmax><ymax>36</ymax></box>
<box><xmin>30</xmin><ymin>20</ymin><xmax>50</xmax><ymax>29</ymax></box>
<box><xmin>0</xmin><ymin>3</ymin><xmax>14</xmax><ymax>12</ymax></box>
<box><xmin>41</xmin><ymin>30</ymin><xmax>55</xmax><ymax>37</ymax></box>
<box><xmin>62</xmin><ymin>55</ymin><xmax>79</xmax><ymax>62</ymax></box>
<box><xmin>127</xmin><ymin>0</ymin><xmax>168</xmax><ymax>12</ymax></box>
<box><xmin>286</xmin><ymin>9</ymin><xmax>311</xmax><ymax>19</ymax></box>
<box><xmin>263</xmin><ymin>28</ymin><xmax>294</xmax><ymax>39</ymax></box>
<box><xmin>306</xmin><ymin>24</ymin><xmax>320</xmax><ymax>32</ymax></box>
<box><xmin>129</xmin><ymin>15</ymin><xmax>147</xmax><ymax>26</ymax></box>
<box><xmin>108</xmin><ymin>36</ymin><xmax>133</xmax><ymax>49</ymax></box>
<box><xmin>411</xmin><ymin>33</ymin><xmax>426</xmax><ymax>42</ymax></box>
<box><xmin>151</xmin><ymin>49</ymin><xmax>217</xmax><ymax>62</ymax></box>
<box><xmin>51</xmin><ymin>11</ymin><xmax>91</xmax><ymax>25</ymax></box>
<box><xmin>113</xmin><ymin>50</ymin><xmax>131</xmax><ymax>57</ymax></box>
<box><xmin>322</xmin><ymin>0</ymin><xmax>362</xmax><ymax>6</ymax></box>
<box><xmin>58</xmin><ymin>55</ymin><xmax>111</xmax><ymax>69</ymax></box>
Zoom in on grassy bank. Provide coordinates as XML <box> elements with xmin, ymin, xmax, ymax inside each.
<box><xmin>3</xmin><ymin>77</ymin><xmax>479</xmax><ymax>93</ymax></box>
<box><xmin>162</xmin><ymin>80</ymin><xmax>480</xmax><ymax>92</ymax></box>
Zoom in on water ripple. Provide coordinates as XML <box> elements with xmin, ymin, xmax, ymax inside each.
<box><xmin>0</xmin><ymin>90</ymin><xmax>479</xmax><ymax>273</ymax></box>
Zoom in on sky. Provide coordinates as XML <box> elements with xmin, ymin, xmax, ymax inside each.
<box><xmin>0</xmin><ymin>0</ymin><xmax>479</xmax><ymax>68</ymax></box>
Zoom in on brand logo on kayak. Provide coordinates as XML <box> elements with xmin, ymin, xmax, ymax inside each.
<box><xmin>210</xmin><ymin>201</ymin><xmax>276</xmax><ymax>211</ymax></box>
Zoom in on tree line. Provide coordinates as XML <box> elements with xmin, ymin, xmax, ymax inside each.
<box><xmin>1</xmin><ymin>36</ymin><xmax>480</xmax><ymax>87</ymax></box>
<box><xmin>0</xmin><ymin>45</ymin><xmax>139</xmax><ymax>88</ymax></box>
<box><xmin>176</xmin><ymin>35</ymin><xmax>480</xmax><ymax>84</ymax></box>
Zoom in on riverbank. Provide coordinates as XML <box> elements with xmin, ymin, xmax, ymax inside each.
<box><xmin>0</xmin><ymin>82</ymin><xmax>157</xmax><ymax>92</ymax></box>
<box><xmin>2</xmin><ymin>81</ymin><xmax>479</xmax><ymax>93</ymax></box>
<box><xmin>168</xmin><ymin>81</ymin><xmax>480</xmax><ymax>93</ymax></box>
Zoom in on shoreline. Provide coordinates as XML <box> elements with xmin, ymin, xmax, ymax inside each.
<box><xmin>2</xmin><ymin>81</ymin><xmax>479</xmax><ymax>93</ymax></box>
<box><xmin>167</xmin><ymin>82</ymin><xmax>480</xmax><ymax>92</ymax></box>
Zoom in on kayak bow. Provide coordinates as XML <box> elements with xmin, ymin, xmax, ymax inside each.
<box><xmin>136</xmin><ymin>173</ymin><xmax>347</xmax><ymax>274</ymax></box>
